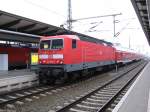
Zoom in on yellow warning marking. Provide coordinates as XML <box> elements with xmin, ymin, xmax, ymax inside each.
<box><xmin>31</xmin><ymin>53</ymin><xmax>38</xmax><ymax>65</ymax></box>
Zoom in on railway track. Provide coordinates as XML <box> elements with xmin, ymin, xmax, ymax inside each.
<box><xmin>0</xmin><ymin>86</ymin><xmax>53</xmax><ymax>107</ymax></box>
<box><xmin>55</xmin><ymin>62</ymin><xmax>147</xmax><ymax>112</ymax></box>
<box><xmin>0</xmin><ymin>61</ymin><xmax>146</xmax><ymax>111</ymax></box>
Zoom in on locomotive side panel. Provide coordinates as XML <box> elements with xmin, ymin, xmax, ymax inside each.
<box><xmin>64</xmin><ymin>38</ymin><xmax>116</xmax><ymax>72</ymax></box>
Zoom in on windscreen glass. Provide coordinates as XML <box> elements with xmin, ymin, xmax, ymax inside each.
<box><xmin>40</xmin><ymin>40</ymin><xmax>51</xmax><ymax>49</ymax></box>
<box><xmin>51</xmin><ymin>39</ymin><xmax>63</xmax><ymax>49</ymax></box>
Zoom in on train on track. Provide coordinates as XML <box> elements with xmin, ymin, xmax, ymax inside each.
<box><xmin>38</xmin><ymin>34</ymin><xmax>142</xmax><ymax>84</ymax></box>
<box><xmin>0</xmin><ymin>42</ymin><xmax>38</xmax><ymax>70</ymax></box>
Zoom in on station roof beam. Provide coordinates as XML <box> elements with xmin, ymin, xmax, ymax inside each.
<box><xmin>0</xmin><ymin>10</ymin><xmax>63</xmax><ymax>37</ymax></box>
<box><xmin>0</xmin><ymin>19</ymin><xmax>21</xmax><ymax>29</ymax></box>
<box><xmin>0</xmin><ymin>29</ymin><xmax>40</xmax><ymax>43</ymax></box>
<box><xmin>131</xmin><ymin>0</ymin><xmax>150</xmax><ymax>45</ymax></box>
<box><xmin>18</xmin><ymin>24</ymin><xmax>36</xmax><ymax>31</ymax></box>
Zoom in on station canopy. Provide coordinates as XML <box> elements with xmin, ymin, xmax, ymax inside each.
<box><xmin>0</xmin><ymin>10</ymin><xmax>64</xmax><ymax>36</ymax></box>
<box><xmin>0</xmin><ymin>10</ymin><xmax>112</xmax><ymax>45</ymax></box>
<box><xmin>0</xmin><ymin>10</ymin><xmax>65</xmax><ymax>43</ymax></box>
<box><xmin>131</xmin><ymin>0</ymin><xmax>150</xmax><ymax>45</ymax></box>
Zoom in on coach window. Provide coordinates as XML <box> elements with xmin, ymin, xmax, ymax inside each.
<box><xmin>72</xmin><ymin>39</ymin><xmax>77</xmax><ymax>48</ymax></box>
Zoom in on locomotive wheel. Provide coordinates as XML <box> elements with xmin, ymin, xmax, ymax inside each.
<box><xmin>39</xmin><ymin>78</ymin><xmax>44</xmax><ymax>85</ymax></box>
<box><xmin>39</xmin><ymin>73</ymin><xmax>45</xmax><ymax>85</ymax></box>
<box><xmin>70</xmin><ymin>72</ymin><xmax>80</xmax><ymax>81</ymax></box>
<box><xmin>55</xmin><ymin>73</ymin><xmax>68</xmax><ymax>84</ymax></box>
<box><xmin>89</xmin><ymin>70</ymin><xmax>95</xmax><ymax>76</ymax></box>
<box><xmin>46</xmin><ymin>77</ymin><xmax>56</xmax><ymax>85</ymax></box>
<box><xmin>39</xmin><ymin>72</ymin><xmax>55</xmax><ymax>85</ymax></box>
<box><xmin>39</xmin><ymin>76</ymin><xmax>50</xmax><ymax>85</ymax></box>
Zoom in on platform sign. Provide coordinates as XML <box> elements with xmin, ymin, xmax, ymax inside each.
<box><xmin>31</xmin><ymin>53</ymin><xmax>38</xmax><ymax>65</ymax></box>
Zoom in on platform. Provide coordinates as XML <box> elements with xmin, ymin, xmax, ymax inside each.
<box><xmin>0</xmin><ymin>69</ymin><xmax>38</xmax><ymax>94</ymax></box>
<box><xmin>113</xmin><ymin>62</ymin><xmax>150</xmax><ymax>112</ymax></box>
<box><xmin>0</xmin><ymin>69</ymin><xmax>34</xmax><ymax>78</ymax></box>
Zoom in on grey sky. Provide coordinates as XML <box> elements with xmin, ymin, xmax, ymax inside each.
<box><xmin>0</xmin><ymin>0</ymin><xmax>149</xmax><ymax>55</ymax></box>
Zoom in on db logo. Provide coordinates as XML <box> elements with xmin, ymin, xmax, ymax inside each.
<box><xmin>99</xmin><ymin>51</ymin><xmax>103</xmax><ymax>55</ymax></box>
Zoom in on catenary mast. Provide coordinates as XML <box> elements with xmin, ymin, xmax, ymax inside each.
<box><xmin>67</xmin><ymin>0</ymin><xmax>72</xmax><ymax>30</ymax></box>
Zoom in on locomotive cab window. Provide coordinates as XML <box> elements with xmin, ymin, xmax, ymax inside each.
<box><xmin>72</xmin><ymin>39</ymin><xmax>77</xmax><ymax>48</ymax></box>
<box><xmin>51</xmin><ymin>39</ymin><xmax>63</xmax><ymax>49</ymax></box>
<box><xmin>40</xmin><ymin>40</ymin><xmax>51</xmax><ymax>49</ymax></box>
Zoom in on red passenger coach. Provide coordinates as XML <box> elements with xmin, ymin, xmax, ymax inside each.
<box><xmin>0</xmin><ymin>43</ymin><xmax>38</xmax><ymax>69</ymax></box>
<box><xmin>38</xmin><ymin>35</ymin><xmax>116</xmax><ymax>84</ymax></box>
<box><xmin>115</xmin><ymin>46</ymin><xmax>142</xmax><ymax>64</ymax></box>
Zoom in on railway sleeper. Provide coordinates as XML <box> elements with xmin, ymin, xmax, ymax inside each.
<box><xmin>97</xmin><ymin>92</ymin><xmax>115</xmax><ymax>95</ymax></box>
<box><xmin>99</xmin><ymin>90</ymin><xmax>117</xmax><ymax>93</ymax></box>
<box><xmin>110</xmin><ymin>103</ymin><xmax>116</xmax><ymax>108</ymax></box>
<box><xmin>95</xmin><ymin>93</ymin><xmax>114</xmax><ymax>97</ymax></box>
<box><xmin>82</xmin><ymin>101</ymin><xmax>101</xmax><ymax>106</ymax></box>
<box><xmin>76</xmin><ymin>104</ymin><xmax>99</xmax><ymax>110</ymax></box>
<box><xmin>79</xmin><ymin>102</ymin><xmax>104</xmax><ymax>108</ymax></box>
<box><xmin>106</xmin><ymin>107</ymin><xmax>113</xmax><ymax>112</ymax></box>
<box><xmin>86</xmin><ymin>98</ymin><xmax>107</xmax><ymax>103</ymax></box>
<box><xmin>70</xmin><ymin>108</ymin><xmax>89</xmax><ymax>112</ymax></box>
<box><xmin>91</xmin><ymin>95</ymin><xmax>110</xmax><ymax>100</ymax></box>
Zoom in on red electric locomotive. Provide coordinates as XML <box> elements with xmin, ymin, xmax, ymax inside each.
<box><xmin>38</xmin><ymin>34</ymin><xmax>116</xmax><ymax>84</ymax></box>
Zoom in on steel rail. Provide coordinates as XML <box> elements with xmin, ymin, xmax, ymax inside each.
<box><xmin>0</xmin><ymin>85</ymin><xmax>59</xmax><ymax>107</ymax></box>
<box><xmin>56</xmin><ymin>61</ymin><xmax>146</xmax><ymax>112</ymax></box>
<box><xmin>97</xmin><ymin>62</ymin><xmax>146</xmax><ymax>112</ymax></box>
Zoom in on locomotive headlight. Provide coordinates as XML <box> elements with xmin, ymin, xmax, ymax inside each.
<box><xmin>52</xmin><ymin>54</ymin><xmax>64</xmax><ymax>59</ymax></box>
<box><xmin>60</xmin><ymin>60</ymin><xmax>63</xmax><ymax>64</ymax></box>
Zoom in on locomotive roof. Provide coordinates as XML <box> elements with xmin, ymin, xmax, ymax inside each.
<box><xmin>49</xmin><ymin>29</ymin><xmax>113</xmax><ymax>46</ymax></box>
<box><xmin>77</xmin><ymin>34</ymin><xmax>113</xmax><ymax>46</ymax></box>
<box><xmin>42</xmin><ymin>34</ymin><xmax>113</xmax><ymax>46</ymax></box>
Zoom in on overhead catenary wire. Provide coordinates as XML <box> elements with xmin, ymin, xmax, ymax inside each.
<box><xmin>23</xmin><ymin>0</ymin><xmax>66</xmax><ymax>18</ymax></box>
<box><xmin>114</xmin><ymin>18</ymin><xmax>136</xmax><ymax>37</ymax></box>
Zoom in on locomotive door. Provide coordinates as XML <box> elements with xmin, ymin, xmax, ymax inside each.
<box><xmin>82</xmin><ymin>47</ymin><xmax>87</xmax><ymax>68</ymax></box>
